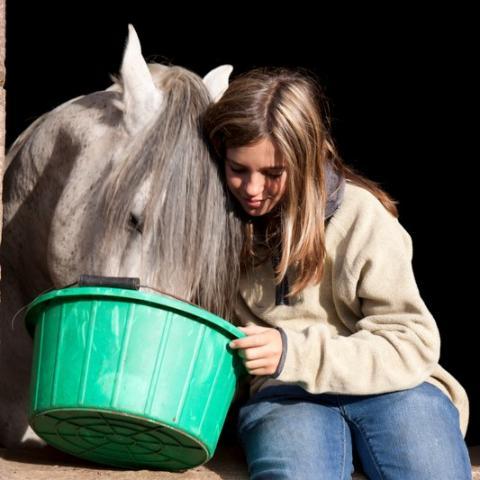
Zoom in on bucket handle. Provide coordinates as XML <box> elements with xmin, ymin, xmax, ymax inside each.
<box><xmin>76</xmin><ymin>275</ymin><xmax>202</xmax><ymax>310</ymax></box>
<box><xmin>78</xmin><ymin>275</ymin><xmax>140</xmax><ymax>290</ymax></box>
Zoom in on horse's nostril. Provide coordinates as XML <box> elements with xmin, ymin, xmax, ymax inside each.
<box><xmin>129</xmin><ymin>213</ymin><xmax>144</xmax><ymax>233</ymax></box>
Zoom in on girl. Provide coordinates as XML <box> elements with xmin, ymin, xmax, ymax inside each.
<box><xmin>202</xmin><ymin>68</ymin><xmax>471</xmax><ymax>479</ymax></box>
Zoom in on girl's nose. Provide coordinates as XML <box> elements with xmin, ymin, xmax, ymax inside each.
<box><xmin>243</xmin><ymin>174</ymin><xmax>264</xmax><ymax>197</ymax></box>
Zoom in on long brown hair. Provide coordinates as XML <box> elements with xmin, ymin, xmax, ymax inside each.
<box><xmin>203</xmin><ymin>67</ymin><xmax>397</xmax><ymax>296</ymax></box>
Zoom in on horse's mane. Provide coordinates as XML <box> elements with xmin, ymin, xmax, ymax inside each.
<box><xmin>82</xmin><ymin>65</ymin><xmax>243</xmax><ymax>320</ymax></box>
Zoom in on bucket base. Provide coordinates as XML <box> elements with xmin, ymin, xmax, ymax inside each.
<box><xmin>30</xmin><ymin>408</ymin><xmax>209</xmax><ymax>471</ymax></box>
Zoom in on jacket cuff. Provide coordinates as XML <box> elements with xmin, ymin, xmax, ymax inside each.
<box><xmin>271</xmin><ymin>327</ymin><xmax>288</xmax><ymax>378</ymax></box>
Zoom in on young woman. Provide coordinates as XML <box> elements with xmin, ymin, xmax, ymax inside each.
<box><xmin>202</xmin><ymin>68</ymin><xmax>471</xmax><ymax>479</ymax></box>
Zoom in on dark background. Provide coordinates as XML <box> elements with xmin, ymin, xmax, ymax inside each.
<box><xmin>5</xmin><ymin>4</ymin><xmax>477</xmax><ymax>444</ymax></box>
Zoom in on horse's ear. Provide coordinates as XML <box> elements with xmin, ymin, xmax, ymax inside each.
<box><xmin>203</xmin><ymin>65</ymin><xmax>233</xmax><ymax>102</ymax></box>
<box><xmin>118</xmin><ymin>24</ymin><xmax>163</xmax><ymax>135</ymax></box>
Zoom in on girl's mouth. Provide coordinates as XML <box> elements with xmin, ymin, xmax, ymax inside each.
<box><xmin>244</xmin><ymin>199</ymin><xmax>265</xmax><ymax>207</ymax></box>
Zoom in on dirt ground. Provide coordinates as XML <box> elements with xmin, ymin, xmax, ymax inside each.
<box><xmin>0</xmin><ymin>443</ymin><xmax>249</xmax><ymax>480</ymax></box>
<box><xmin>1</xmin><ymin>444</ymin><xmax>478</xmax><ymax>479</ymax></box>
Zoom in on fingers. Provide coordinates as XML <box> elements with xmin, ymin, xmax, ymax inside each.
<box><xmin>229</xmin><ymin>327</ymin><xmax>283</xmax><ymax>376</ymax></box>
<box><xmin>243</xmin><ymin>359</ymin><xmax>278</xmax><ymax>376</ymax></box>
<box><xmin>241</xmin><ymin>345</ymin><xmax>272</xmax><ymax>361</ymax></box>
<box><xmin>243</xmin><ymin>358</ymin><xmax>266</xmax><ymax>370</ymax></box>
<box><xmin>230</xmin><ymin>330</ymin><xmax>275</xmax><ymax>350</ymax></box>
<box><xmin>231</xmin><ymin>343</ymin><xmax>270</xmax><ymax>360</ymax></box>
<box><xmin>230</xmin><ymin>336</ymin><xmax>263</xmax><ymax>350</ymax></box>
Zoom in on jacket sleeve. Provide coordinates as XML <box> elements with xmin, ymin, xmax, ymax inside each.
<box><xmin>274</xmin><ymin>208</ymin><xmax>441</xmax><ymax>395</ymax></box>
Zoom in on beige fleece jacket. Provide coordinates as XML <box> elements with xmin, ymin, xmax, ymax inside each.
<box><xmin>234</xmin><ymin>182</ymin><xmax>469</xmax><ymax>436</ymax></box>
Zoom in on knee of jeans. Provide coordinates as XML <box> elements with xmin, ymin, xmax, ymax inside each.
<box><xmin>384</xmin><ymin>382</ymin><xmax>463</xmax><ymax>440</ymax></box>
<box><xmin>401</xmin><ymin>382</ymin><xmax>458</xmax><ymax>416</ymax></box>
<box><xmin>237</xmin><ymin>400</ymin><xmax>275</xmax><ymax>435</ymax></box>
<box><xmin>237</xmin><ymin>399</ymin><xmax>323</xmax><ymax>441</ymax></box>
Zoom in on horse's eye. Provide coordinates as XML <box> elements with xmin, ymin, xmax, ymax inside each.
<box><xmin>129</xmin><ymin>213</ymin><xmax>144</xmax><ymax>233</ymax></box>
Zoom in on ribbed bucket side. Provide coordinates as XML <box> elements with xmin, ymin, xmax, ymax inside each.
<box><xmin>28</xmin><ymin>293</ymin><xmax>244</xmax><ymax>468</ymax></box>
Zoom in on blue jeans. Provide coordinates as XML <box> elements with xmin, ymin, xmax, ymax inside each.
<box><xmin>237</xmin><ymin>382</ymin><xmax>471</xmax><ymax>479</ymax></box>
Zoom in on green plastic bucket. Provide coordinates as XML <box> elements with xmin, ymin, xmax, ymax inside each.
<box><xmin>25</xmin><ymin>286</ymin><xmax>246</xmax><ymax>471</ymax></box>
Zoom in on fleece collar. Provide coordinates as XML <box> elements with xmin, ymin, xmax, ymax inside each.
<box><xmin>325</xmin><ymin>162</ymin><xmax>345</xmax><ymax>220</ymax></box>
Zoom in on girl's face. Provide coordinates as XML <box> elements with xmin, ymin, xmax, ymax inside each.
<box><xmin>225</xmin><ymin>138</ymin><xmax>287</xmax><ymax>217</ymax></box>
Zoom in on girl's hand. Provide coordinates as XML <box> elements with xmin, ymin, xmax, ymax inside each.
<box><xmin>229</xmin><ymin>325</ymin><xmax>283</xmax><ymax>376</ymax></box>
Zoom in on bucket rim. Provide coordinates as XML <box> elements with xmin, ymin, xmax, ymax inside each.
<box><xmin>25</xmin><ymin>286</ymin><xmax>246</xmax><ymax>340</ymax></box>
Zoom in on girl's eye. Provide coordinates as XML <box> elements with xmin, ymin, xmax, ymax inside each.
<box><xmin>228</xmin><ymin>164</ymin><xmax>285</xmax><ymax>177</ymax></box>
<box><xmin>266</xmin><ymin>170</ymin><xmax>285</xmax><ymax>178</ymax></box>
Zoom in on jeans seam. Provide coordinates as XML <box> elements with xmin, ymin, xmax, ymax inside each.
<box><xmin>348</xmin><ymin>418</ymin><xmax>385</xmax><ymax>480</ymax></box>
<box><xmin>340</xmin><ymin>414</ymin><xmax>346</xmax><ymax>480</ymax></box>
<box><xmin>334</xmin><ymin>395</ymin><xmax>348</xmax><ymax>480</ymax></box>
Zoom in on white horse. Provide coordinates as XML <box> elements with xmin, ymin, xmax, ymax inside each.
<box><xmin>0</xmin><ymin>25</ymin><xmax>242</xmax><ymax>448</ymax></box>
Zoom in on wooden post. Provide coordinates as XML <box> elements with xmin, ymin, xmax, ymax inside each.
<box><xmin>0</xmin><ymin>0</ymin><xmax>5</xmax><ymax>262</ymax></box>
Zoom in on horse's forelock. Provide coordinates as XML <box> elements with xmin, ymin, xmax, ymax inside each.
<box><xmin>100</xmin><ymin>65</ymin><xmax>209</xmax><ymax>211</ymax></box>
